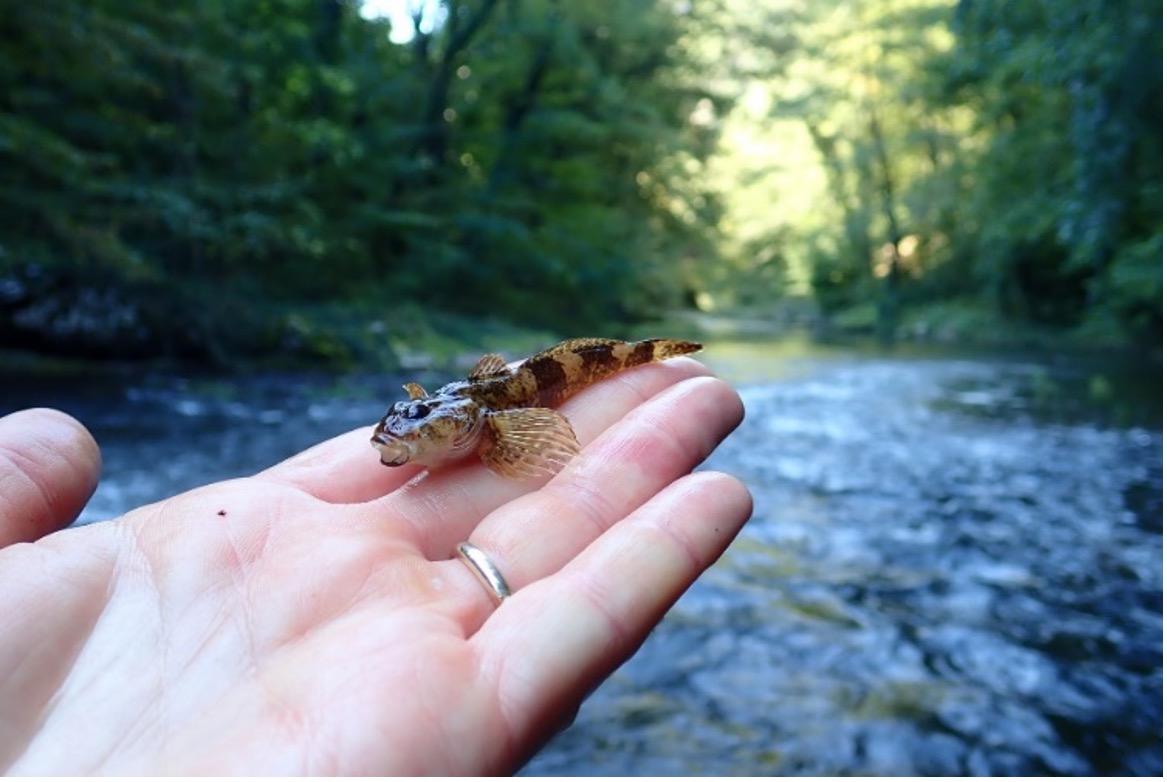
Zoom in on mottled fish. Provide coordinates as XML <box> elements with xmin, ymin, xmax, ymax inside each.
<box><xmin>371</xmin><ymin>337</ymin><xmax>702</xmax><ymax>479</ymax></box>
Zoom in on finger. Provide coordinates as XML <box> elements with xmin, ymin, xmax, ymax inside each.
<box><xmin>454</xmin><ymin>375</ymin><xmax>743</xmax><ymax>618</ymax></box>
<box><xmin>0</xmin><ymin>408</ymin><xmax>102</xmax><ymax>547</ymax></box>
<box><xmin>256</xmin><ymin>427</ymin><xmax>426</xmax><ymax>503</ymax></box>
<box><xmin>373</xmin><ymin>357</ymin><xmax>712</xmax><ymax>559</ymax></box>
<box><xmin>472</xmin><ymin>471</ymin><xmax>753</xmax><ymax>770</ymax></box>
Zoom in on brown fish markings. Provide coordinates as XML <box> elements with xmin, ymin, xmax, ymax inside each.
<box><xmin>370</xmin><ymin>337</ymin><xmax>702</xmax><ymax>479</ymax></box>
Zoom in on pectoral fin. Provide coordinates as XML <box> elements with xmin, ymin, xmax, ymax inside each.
<box><xmin>468</xmin><ymin>352</ymin><xmax>509</xmax><ymax>379</ymax></box>
<box><xmin>479</xmin><ymin>408</ymin><xmax>581</xmax><ymax>479</ymax></box>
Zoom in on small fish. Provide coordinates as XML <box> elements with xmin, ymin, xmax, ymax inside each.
<box><xmin>371</xmin><ymin>337</ymin><xmax>702</xmax><ymax>479</ymax></box>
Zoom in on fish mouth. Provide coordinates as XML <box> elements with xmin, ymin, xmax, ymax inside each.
<box><xmin>371</xmin><ymin>432</ymin><xmax>413</xmax><ymax>466</ymax></box>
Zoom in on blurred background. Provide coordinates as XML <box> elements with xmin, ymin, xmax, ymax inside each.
<box><xmin>0</xmin><ymin>0</ymin><xmax>1161</xmax><ymax>775</ymax></box>
<box><xmin>0</xmin><ymin>0</ymin><xmax>1160</xmax><ymax>360</ymax></box>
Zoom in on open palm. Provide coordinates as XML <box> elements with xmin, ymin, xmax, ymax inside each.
<box><xmin>0</xmin><ymin>359</ymin><xmax>750</xmax><ymax>774</ymax></box>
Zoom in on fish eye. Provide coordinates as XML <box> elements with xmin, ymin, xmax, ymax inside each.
<box><xmin>405</xmin><ymin>402</ymin><xmax>430</xmax><ymax>420</ymax></box>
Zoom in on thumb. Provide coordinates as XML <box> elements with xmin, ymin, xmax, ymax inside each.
<box><xmin>0</xmin><ymin>408</ymin><xmax>101</xmax><ymax>547</ymax></box>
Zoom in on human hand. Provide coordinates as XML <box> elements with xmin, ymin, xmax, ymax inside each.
<box><xmin>0</xmin><ymin>359</ymin><xmax>750</xmax><ymax>774</ymax></box>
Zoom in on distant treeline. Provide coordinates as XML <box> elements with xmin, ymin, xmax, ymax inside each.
<box><xmin>0</xmin><ymin>0</ymin><xmax>1160</xmax><ymax>363</ymax></box>
<box><xmin>737</xmin><ymin>0</ymin><xmax>1161</xmax><ymax>346</ymax></box>
<box><xmin>1</xmin><ymin>0</ymin><xmax>719</xmax><ymax>361</ymax></box>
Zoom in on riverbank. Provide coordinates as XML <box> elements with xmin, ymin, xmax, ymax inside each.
<box><xmin>4</xmin><ymin>305</ymin><xmax>1161</xmax><ymax>431</ymax></box>
<box><xmin>3</xmin><ymin>292</ymin><xmax>1160</xmax><ymax>378</ymax></box>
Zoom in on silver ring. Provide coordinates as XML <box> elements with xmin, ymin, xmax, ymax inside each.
<box><xmin>454</xmin><ymin>542</ymin><xmax>512</xmax><ymax>605</ymax></box>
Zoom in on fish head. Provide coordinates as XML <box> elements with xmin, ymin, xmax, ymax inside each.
<box><xmin>371</xmin><ymin>394</ymin><xmax>484</xmax><ymax>468</ymax></box>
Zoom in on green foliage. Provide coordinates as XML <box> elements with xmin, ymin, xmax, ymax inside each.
<box><xmin>719</xmin><ymin>0</ymin><xmax>1160</xmax><ymax>347</ymax></box>
<box><xmin>2</xmin><ymin>0</ymin><xmax>1160</xmax><ymax>363</ymax></box>
<box><xmin>937</xmin><ymin>0</ymin><xmax>1162</xmax><ymax>340</ymax></box>
<box><xmin>0</xmin><ymin>0</ymin><xmax>725</xmax><ymax>364</ymax></box>
<box><xmin>754</xmin><ymin>0</ymin><xmax>973</xmax><ymax>336</ymax></box>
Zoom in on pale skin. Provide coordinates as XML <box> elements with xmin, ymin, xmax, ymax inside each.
<box><xmin>0</xmin><ymin>359</ymin><xmax>751</xmax><ymax>774</ymax></box>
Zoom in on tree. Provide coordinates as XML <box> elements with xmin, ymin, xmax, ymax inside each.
<box><xmin>940</xmin><ymin>0</ymin><xmax>1162</xmax><ymax>340</ymax></box>
<box><xmin>765</xmin><ymin>0</ymin><xmax>961</xmax><ymax>335</ymax></box>
<box><xmin>0</xmin><ymin>0</ymin><xmax>730</xmax><ymax>362</ymax></box>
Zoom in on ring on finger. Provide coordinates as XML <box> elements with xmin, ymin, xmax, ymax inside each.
<box><xmin>454</xmin><ymin>541</ymin><xmax>512</xmax><ymax>605</ymax></box>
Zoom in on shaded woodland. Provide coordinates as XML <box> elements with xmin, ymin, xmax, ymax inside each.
<box><xmin>0</xmin><ymin>0</ymin><xmax>1160</xmax><ymax>365</ymax></box>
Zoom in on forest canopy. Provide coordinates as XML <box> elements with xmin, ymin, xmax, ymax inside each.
<box><xmin>0</xmin><ymin>0</ymin><xmax>1160</xmax><ymax>364</ymax></box>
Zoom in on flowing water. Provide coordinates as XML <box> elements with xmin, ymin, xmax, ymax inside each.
<box><xmin>1</xmin><ymin>338</ymin><xmax>1161</xmax><ymax>774</ymax></box>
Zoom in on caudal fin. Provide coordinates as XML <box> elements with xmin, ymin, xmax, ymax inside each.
<box><xmin>643</xmin><ymin>338</ymin><xmax>703</xmax><ymax>361</ymax></box>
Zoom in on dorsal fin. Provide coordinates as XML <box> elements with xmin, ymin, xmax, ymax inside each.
<box><xmin>403</xmin><ymin>382</ymin><xmax>428</xmax><ymax>400</ymax></box>
<box><xmin>468</xmin><ymin>352</ymin><xmax>509</xmax><ymax>379</ymax></box>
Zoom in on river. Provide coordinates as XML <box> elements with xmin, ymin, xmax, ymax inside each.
<box><xmin>1</xmin><ymin>338</ymin><xmax>1161</xmax><ymax>774</ymax></box>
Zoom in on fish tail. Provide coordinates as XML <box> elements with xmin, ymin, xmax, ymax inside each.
<box><xmin>564</xmin><ymin>337</ymin><xmax>702</xmax><ymax>377</ymax></box>
<box><xmin>521</xmin><ymin>337</ymin><xmax>703</xmax><ymax>408</ymax></box>
<box><xmin>642</xmin><ymin>338</ymin><xmax>703</xmax><ymax>362</ymax></box>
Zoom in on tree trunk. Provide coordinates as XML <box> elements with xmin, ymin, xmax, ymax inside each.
<box><xmin>868</xmin><ymin>108</ymin><xmax>903</xmax><ymax>344</ymax></box>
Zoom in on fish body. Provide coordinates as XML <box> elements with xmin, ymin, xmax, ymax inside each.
<box><xmin>371</xmin><ymin>337</ymin><xmax>702</xmax><ymax>479</ymax></box>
